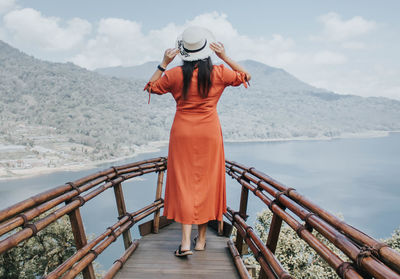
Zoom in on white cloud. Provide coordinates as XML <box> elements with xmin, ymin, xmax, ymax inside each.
<box><xmin>317</xmin><ymin>12</ymin><xmax>376</xmax><ymax>42</ymax></box>
<box><xmin>71</xmin><ymin>12</ymin><xmax>297</xmax><ymax>69</ymax></box>
<box><xmin>3</xmin><ymin>8</ymin><xmax>91</xmax><ymax>51</ymax></box>
<box><xmin>0</xmin><ymin>0</ymin><xmax>16</xmax><ymax>14</ymax></box>
<box><xmin>72</xmin><ymin>18</ymin><xmax>182</xmax><ymax>69</ymax></box>
<box><xmin>340</xmin><ymin>41</ymin><xmax>365</xmax><ymax>49</ymax></box>
<box><xmin>312</xmin><ymin>51</ymin><xmax>347</xmax><ymax>65</ymax></box>
<box><xmin>305</xmin><ymin>66</ymin><xmax>400</xmax><ymax>99</ymax></box>
<box><xmin>184</xmin><ymin>13</ymin><xmax>297</xmax><ymax>67</ymax></box>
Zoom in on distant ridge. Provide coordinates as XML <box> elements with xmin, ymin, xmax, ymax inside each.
<box><xmin>95</xmin><ymin>61</ymin><xmax>159</xmax><ymax>80</ymax></box>
<box><xmin>95</xmin><ymin>59</ymin><xmax>321</xmax><ymax>92</ymax></box>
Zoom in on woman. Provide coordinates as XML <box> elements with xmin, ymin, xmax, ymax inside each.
<box><xmin>144</xmin><ymin>26</ymin><xmax>251</xmax><ymax>257</ymax></box>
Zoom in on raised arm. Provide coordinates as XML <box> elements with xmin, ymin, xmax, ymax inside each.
<box><xmin>148</xmin><ymin>48</ymin><xmax>179</xmax><ymax>83</ymax></box>
<box><xmin>210</xmin><ymin>42</ymin><xmax>251</xmax><ymax>81</ymax></box>
<box><xmin>144</xmin><ymin>48</ymin><xmax>179</xmax><ymax>103</ymax></box>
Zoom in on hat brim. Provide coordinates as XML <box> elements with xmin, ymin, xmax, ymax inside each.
<box><xmin>176</xmin><ymin>28</ymin><xmax>215</xmax><ymax>61</ymax></box>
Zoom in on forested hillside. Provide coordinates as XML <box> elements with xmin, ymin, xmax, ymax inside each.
<box><xmin>1</xmin><ymin>40</ymin><xmax>400</xmax><ymax>172</ymax></box>
<box><xmin>0</xmin><ymin>40</ymin><xmax>174</xmax><ymax>167</ymax></box>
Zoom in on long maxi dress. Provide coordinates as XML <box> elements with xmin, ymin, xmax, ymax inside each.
<box><xmin>145</xmin><ymin>64</ymin><xmax>248</xmax><ymax>224</ymax></box>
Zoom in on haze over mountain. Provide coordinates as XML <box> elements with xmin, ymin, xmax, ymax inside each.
<box><xmin>95</xmin><ymin>60</ymin><xmax>321</xmax><ymax>93</ymax></box>
<box><xmin>1</xmin><ymin>39</ymin><xmax>400</xmax><ymax>175</ymax></box>
<box><xmin>96</xmin><ymin>61</ymin><xmax>160</xmax><ymax>80</ymax></box>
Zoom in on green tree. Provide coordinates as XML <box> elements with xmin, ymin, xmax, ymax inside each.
<box><xmin>0</xmin><ymin>214</ymin><xmax>76</xmax><ymax>279</ymax></box>
<box><xmin>383</xmin><ymin>227</ymin><xmax>400</xmax><ymax>253</ymax></box>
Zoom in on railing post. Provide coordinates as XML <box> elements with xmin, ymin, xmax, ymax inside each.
<box><xmin>258</xmin><ymin>269</ymin><xmax>268</xmax><ymax>279</ymax></box>
<box><xmin>235</xmin><ymin>184</ymin><xmax>249</xmax><ymax>255</ymax></box>
<box><xmin>257</xmin><ymin>202</ymin><xmax>287</xmax><ymax>276</ymax></box>
<box><xmin>68</xmin><ymin>208</ymin><xmax>96</xmax><ymax>279</ymax></box>
<box><xmin>113</xmin><ymin>182</ymin><xmax>133</xmax><ymax>249</ymax></box>
<box><xmin>218</xmin><ymin>219</ymin><xmax>224</xmax><ymax>236</ymax></box>
<box><xmin>153</xmin><ymin>170</ymin><xmax>164</xmax><ymax>233</ymax></box>
<box><xmin>266</xmin><ymin>208</ymin><xmax>285</xmax><ymax>254</ymax></box>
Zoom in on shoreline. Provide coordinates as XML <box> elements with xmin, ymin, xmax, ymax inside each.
<box><xmin>224</xmin><ymin>130</ymin><xmax>400</xmax><ymax>144</ymax></box>
<box><xmin>0</xmin><ymin>141</ymin><xmax>168</xmax><ymax>182</ymax></box>
<box><xmin>1</xmin><ymin>130</ymin><xmax>398</xmax><ymax>181</ymax></box>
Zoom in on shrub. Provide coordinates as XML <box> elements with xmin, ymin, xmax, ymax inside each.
<box><xmin>0</xmin><ymin>211</ymin><xmax>104</xmax><ymax>278</ymax></box>
<box><xmin>243</xmin><ymin>209</ymin><xmax>400</xmax><ymax>279</ymax></box>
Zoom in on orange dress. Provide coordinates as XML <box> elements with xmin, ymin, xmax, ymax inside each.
<box><xmin>145</xmin><ymin>64</ymin><xmax>248</xmax><ymax>224</ymax></box>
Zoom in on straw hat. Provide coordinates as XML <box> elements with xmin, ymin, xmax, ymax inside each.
<box><xmin>176</xmin><ymin>26</ymin><xmax>215</xmax><ymax>61</ymax></box>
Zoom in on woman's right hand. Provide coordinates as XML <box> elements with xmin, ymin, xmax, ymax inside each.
<box><xmin>210</xmin><ymin>42</ymin><xmax>227</xmax><ymax>61</ymax></box>
<box><xmin>161</xmin><ymin>48</ymin><xmax>179</xmax><ymax>68</ymax></box>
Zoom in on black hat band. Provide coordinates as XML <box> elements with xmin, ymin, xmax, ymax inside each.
<box><xmin>182</xmin><ymin>39</ymin><xmax>207</xmax><ymax>53</ymax></box>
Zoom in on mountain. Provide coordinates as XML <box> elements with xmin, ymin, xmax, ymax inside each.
<box><xmin>96</xmin><ymin>59</ymin><xmax>319</xmax><ymax>92</ymax></box>
<box><xmin>95</xmin><ymin>61</ymin><xmax>159</xmax><ymax>80</ymax></box>
<box><xmin>1</xmin><ymin>40</ymin><xmax>400</xmax><ymax>172</ymax></box>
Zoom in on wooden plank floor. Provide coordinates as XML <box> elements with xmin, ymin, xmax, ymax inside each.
<box><xmin>114</xmin><ymin>222</ymin><xmax>240</xmax><ymax>279</ymax></box>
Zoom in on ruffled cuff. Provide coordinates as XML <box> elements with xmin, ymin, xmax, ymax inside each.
<box><xmin>143</xmin><ymin>82</ymin><xmax>153</xmax><ymax>104</ymax></box>
<box><xmin>237</xmin><ymin>71</ymin><xmax>250</xmax><ymax>88</ymax></box>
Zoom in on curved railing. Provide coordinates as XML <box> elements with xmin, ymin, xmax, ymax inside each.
<box><xmin>225</xmin><ymin>160</ymin><xmax>400</xmax><ymax>279</ymax></box>
<box><xmin>0</xmin><ymin>157</ymin><xmax>399</xmax><ymax>279</ymax></box>
<box><xmin>0</xmin><ymin>157</ymin><xmax>167</xmax><ymax>279</ymax></box>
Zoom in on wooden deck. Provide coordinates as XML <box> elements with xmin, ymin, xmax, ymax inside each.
<box><xmin>114</xmin><ymin>222</ymin><xmax>241</xmax><ymax>279</ymax></box>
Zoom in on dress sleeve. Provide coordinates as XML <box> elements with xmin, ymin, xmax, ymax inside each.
<box><xmin>220</xmin><ymin>65</ymin><xmax>250</xmax><ymax>88</ymax></box>
<box><xmin>143</xmin><ymin>70</ymin><xmax>173</xmax><ymax>103</ymax></box>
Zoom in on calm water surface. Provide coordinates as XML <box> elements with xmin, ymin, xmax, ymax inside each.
<box><xmin>1</xmin><ymin>132</ymin><xmax>399</xmax><ymax>271</ymax></box>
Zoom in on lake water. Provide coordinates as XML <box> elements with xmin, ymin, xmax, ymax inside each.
<box><xmin>1</xmin><ymin>132</ymin><xmax>399</xmax><ymax>272</ymax></box>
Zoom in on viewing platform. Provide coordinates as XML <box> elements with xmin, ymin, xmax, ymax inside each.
<box><xmin>1</xmin><ymin>157</ymin><xmax>400</xmax><ymax>279</ymax></box>
<box><xmin>114</xmin><ymin>221</ymin><xmax>240</xmax><ymax>279</ymax></box>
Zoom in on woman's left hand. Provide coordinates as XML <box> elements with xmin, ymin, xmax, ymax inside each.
<box><xmin>161</xmin><ymin>48</ymin><xmax>179</xmax><ymax>68</ymax></box>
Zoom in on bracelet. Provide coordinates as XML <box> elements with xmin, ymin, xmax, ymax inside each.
<box><xmin>157</xmin><ymin>65</ymin><xmax>166</xmax><ymax>72</ymax></box>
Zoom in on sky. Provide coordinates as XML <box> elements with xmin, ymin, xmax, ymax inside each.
<box><xmin>0</xmin><ymin>0</ymin><xmax>399</xmax><ymax>100</ymax></box>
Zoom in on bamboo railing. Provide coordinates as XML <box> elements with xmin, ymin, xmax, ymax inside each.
<box><xmin>0</xmin><ymin>157</ymin><xmax>167</xmax><ymax>279</ymax></box>
<box><xmin>225</xmin><ymin>160</ymin><xmax>400</xmax><ymax>279</ymax></box>
<box><xmin>0</xmin><ymin>157</ymin><xmax>399</xmax><ymax>279</ymax></box>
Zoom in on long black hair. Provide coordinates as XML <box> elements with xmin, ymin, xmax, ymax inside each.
<box><xmin>181</xmin><ymin>57</ymin><xmax>213</xmax><ymax>100</ymax></box>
